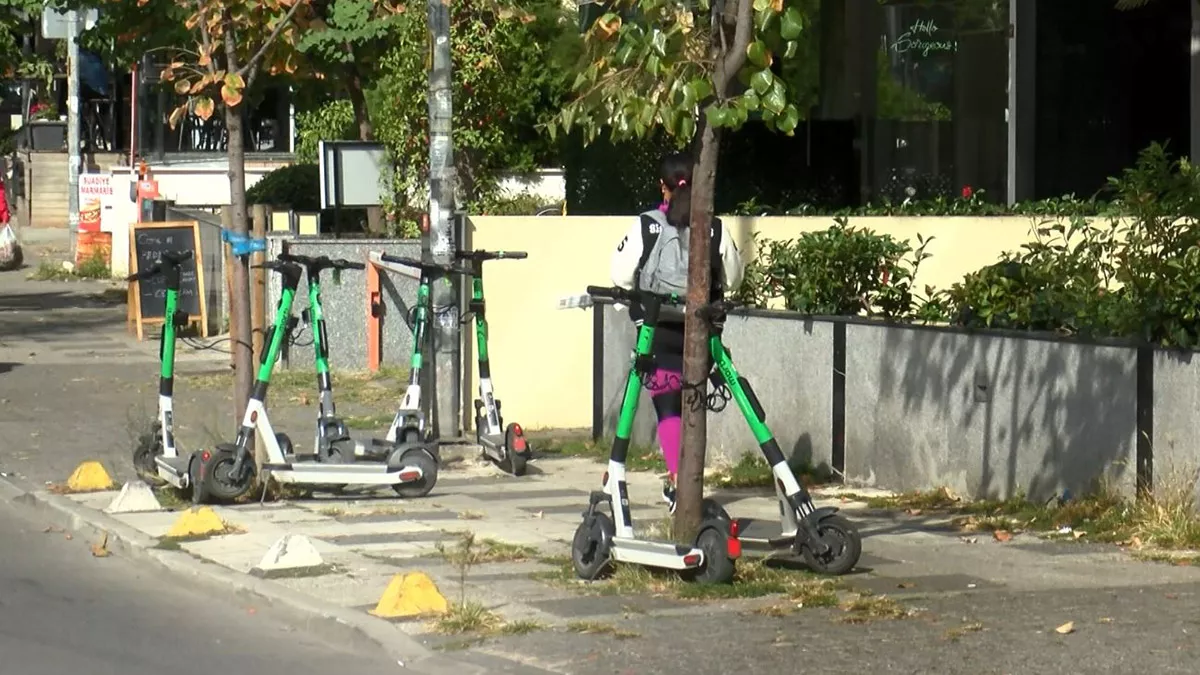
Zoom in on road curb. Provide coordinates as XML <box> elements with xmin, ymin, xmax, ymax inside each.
<box><xmin>0</xmin><ymin>474</ymin><xmax>487</xmax><ymax>675</ymax></box>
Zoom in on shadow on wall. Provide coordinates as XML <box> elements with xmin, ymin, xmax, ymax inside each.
<box><xmin>862</xmin><ymin>325</ymin><xmax>1137</xmax><ymax>501</ymax></box>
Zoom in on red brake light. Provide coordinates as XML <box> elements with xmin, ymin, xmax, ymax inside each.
<box><xmin>512</xmin><ymin>423</ymin><xmax>523</xmax><ymax>435</ymax></box>
<box><xmin>726</xmin><ymin>538</ymin><xmax>742</xmax><ymax>559</ymax></box>
<box><xmin>201</xmin><ymin>450</ymin><xmax>211</xmax><ymax>462</ymax></box>
<box><xmin>399</xmin><ymin>470</ymin><xmax>421</xmax><ymax>482</ymax></box>
<box><xmin>682</xmin><ymin>553</ymin><xmax>701</xmax><ymax>566</ymax></box>
<box><xmin>729</xmin><ymin>519</ymin><xmax>740</xmax><ymax>538</ymax></box>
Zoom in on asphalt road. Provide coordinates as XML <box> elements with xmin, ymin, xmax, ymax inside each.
<box><xmin>0</xmin><ymin>499</ymin><xmax>404</xmax><ymax>675</ymax></box>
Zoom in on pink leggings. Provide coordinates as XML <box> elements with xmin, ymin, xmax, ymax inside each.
<box><xmin>647</xmin><ymin>368</ymin><xmax>683</xmax><ymax>477</ymax></box>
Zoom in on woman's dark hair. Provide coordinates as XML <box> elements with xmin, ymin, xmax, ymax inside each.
<box><xmin>661</xmin><ymin>152</ymin><xmax>692</xmax><ymax>228</ymax></box>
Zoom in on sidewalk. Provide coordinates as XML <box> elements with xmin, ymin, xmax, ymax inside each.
<box><xmin>11</xmin><ymin>450</ymin><xmax>1200</xmax><ymax>672</ymax></box>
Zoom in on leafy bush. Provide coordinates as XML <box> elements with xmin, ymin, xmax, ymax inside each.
<box><xmin>246</xmin><ymin>164</ymin><xmax>321</xmax><ymax>211</ymax></box>
<box><xmin>295</xmin><ymin>100</ymin><xmax>356</xmax><ymax>165</ymax></box>
<box><xmin>735</xmin><ymin>218</ymin><xmax>932</xmax><ymax>320</ymax></box>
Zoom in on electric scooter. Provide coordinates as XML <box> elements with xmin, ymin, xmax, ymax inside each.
<box><xmin>455</xmin><ymin>249</ymin><xmax>532</xmax><ymax>476</ymax></box>
<box><xmin>570</xmin><ymin>285</ymin><xmax>741</xmax><ymax>584</ymax></box>
<box><xmin>570</xmin><ymin>285</ymin><xmax>863</xmax><ymax>580</ymax></box>
<box><xmin>128</xmin><ymin>250</ymin><xmax>197</xmax><ymax>488</ymax></box>
<box><xmin>190</xmin><ymin>258</ymin><xmax>438</xmax><ymax>504</ymax></box>
<box><xmin>275</xmin><ymin>251</ymin><xmax>374</xmax><ymax>463</ymax></box>
<box><xmin>373</xmin><ymin>253</ymin><xmax>474</xmax><ymax>448</ymax></box>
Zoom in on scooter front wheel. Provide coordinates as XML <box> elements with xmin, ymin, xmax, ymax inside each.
<box><xmin>571</xmin><ymin>511</ymin><xmax>615</xmax><ymax>581</ymax></box>
<box><xmin>800</xmin><ymin>514</ymin><xmax>862</xmax><ymax>576</ymax></box>
<box><xmin>132</xmin><ymin>425</ymin><xmax>163</xmax><ymax>480</ymax></box>
<box><xmin>200</xmin><ymin>446</ymin><xmax>256</xmax><ymax>503</ymax></box>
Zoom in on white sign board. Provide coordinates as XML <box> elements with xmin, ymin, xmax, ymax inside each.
<box><xmin>41</xmin><ymin>7</ymin><xmax>99</xmax><ymax>40</ymax></box>
<box><xmin>318</xmin><ymin>141</ymin><xmax>389</xmax><ymax>209</ymax></box>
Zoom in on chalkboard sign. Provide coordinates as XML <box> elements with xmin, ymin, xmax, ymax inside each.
<box><xmin>127</xmin><ymin>221</ymin><xmax>208</xmax><ymax>341</ymax></box>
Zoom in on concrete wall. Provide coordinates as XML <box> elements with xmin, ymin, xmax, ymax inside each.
<box><xmin>1151</xmin><ymin>350</ymin><xmax>1200</xmax><ymax>487</ymax></box>
<box><xmin>599</xmin><ymin>303</ymin><xmax>834</xmax><ymax>470</ymax></box>
<box><xmin>843</xmin><ymin>323</ymin><xmax>1138</xmax><ymax>501</ymax></box>
<box><xmin>467</xmin><ymin>214</ymin><xmax>1061</xmax><ymax>431</ymax></box>
<box><xmin>264</xmin><ymin>237</ymin><xmax>421</xmax><ymax>372</ymax></box>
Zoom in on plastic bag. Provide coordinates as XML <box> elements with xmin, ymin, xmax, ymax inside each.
<box><xmin>0</xmin><ymin>223</ymin><xmax>23</xmax><ymax>271</ymax></box>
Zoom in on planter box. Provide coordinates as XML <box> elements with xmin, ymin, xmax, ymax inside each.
<box><xmin>25</xmin><ymin>121</ymin><xmax>66</xmax><ymax>151</ymax></box>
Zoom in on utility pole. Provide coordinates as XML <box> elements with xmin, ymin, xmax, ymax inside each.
<box><xmin>66</xmin><ymin>10</ymin><xmax>81</xmax><ymax>261</ymax></box>
<box><xmin>426</xmin><ymin>0</ymin><xmax>460</xmax><ymax>439</ymax></box>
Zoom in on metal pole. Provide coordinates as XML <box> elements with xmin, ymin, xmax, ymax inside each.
<box><xmin>66</xmin><ymin>10</ymin><xmax>82</xmax><ymax>261</ymax></box>
<box><xmin>426</xmin><ymin>0</ymin><xmax>461</xmax><ymax>440</ymax></box>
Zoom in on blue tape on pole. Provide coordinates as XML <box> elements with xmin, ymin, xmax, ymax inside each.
<box><xmin>221</xmin><ymin>229</ymin><xmax>266</xmax><ymax>257</ymax></box>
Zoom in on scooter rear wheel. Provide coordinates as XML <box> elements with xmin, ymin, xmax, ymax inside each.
<box><xmin>681</xmin><ymin>525</ymin><xmax>736</xmax><ymax>584</ymax></box>
<box><xmin>499</xmin><ymin>423</ymin><xmax>529</xmax><ymax>477</ymax></box>
<box><xmin>202</xmin><ymin>447</ymin><xmax>256</xmax><ymax>503</ymax></box>
<box><xmin>571</xmin><ymin>511</ymin><xmax>615</xmax><ymax>581</ymax></box>
<box><xmin>390</xmin><ymin>448</ymin><xmax>438</xmax><ymax>498</ymax></box>
<box><xmin>800</xmin><ymin>514</ymin><xmax>862</xmax><ymax>576</ymax></box>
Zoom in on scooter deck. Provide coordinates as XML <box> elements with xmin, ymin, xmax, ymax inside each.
<box><xmin>263</xmin><ymin>460</ymin><xmax>426</xmax><ymax>485</ymax></box>
<box><xmin>733</xmin><ymin>517</ymin><xmax>798</xmax><ymax>552</ymax></box>
<box><xmin>610</xmin><ymin>536</ymin><xmax>704</xmax><ymax>570</ymax></box>
<box><xmin>154</xmin><ymin>455</ymin><xmax>191</xmax><ymax>489</ymax></box>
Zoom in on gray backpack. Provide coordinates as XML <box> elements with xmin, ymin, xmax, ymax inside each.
<box><xmin>633</xmin><ymin>209</ymin><xmax>724</xmax><ymax>319</ymax></box>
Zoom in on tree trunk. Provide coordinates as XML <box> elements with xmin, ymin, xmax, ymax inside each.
<box><xmin>674</xmin><ymin>116</ymin><xmax>722</xmax><ymax>540</ymax></box>
<box><xmin>347</xmin><ymin>70</ymin><xmax>384</xmax><ymax>235</ymax></box>
<box><xmin>224</xmin><ymin>30</ymin><xmax>254</xmax><ymax>463</ymax></box>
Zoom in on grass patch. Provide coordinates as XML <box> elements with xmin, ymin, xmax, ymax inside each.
<box><xmin>28</xmin><ymin>253</ymin><xmax>112</xmax><ymax>281</ymax></box>
<box><xmin>343</xmin><ymin>413</ymin><xmax>395</xmax><ymax>430</ymax></box>
<box><xmin>533</xmin><ymin>434</ymin><xmax>664</xmax><ymax>473</ymax></box>
<box><xmin>183</xmin><ymin>365</ymin><xmax>408</xmax><ymax>408</ymax></box>
<box><xmin>428</xmin><ymin>602</ymin><xmax>503</xmax><ymax>635</ymax></box>
<box><xmin>855</xmin><ymin>470</ymin><xmax>1200</xmax><ymax>551</ymax></box>
<box><xmin>497</xmin><ymin>619</ymin><xmax>545</xmax><ymax>635</ymax></box>
<box><xmin>537</xmin><ymin>552</ymin><xmax>843</xmax><ymax>606</ymax></box>
<box><xmin>707</xmin><ymin>455</ymin><xmax>834</xmax><ymax>490</ymax></box>
<box><xmin>1131</xmin><ymin>550</ymin><xmax>1200</xmax><ymax>566</ymax></box>
<box><xmin>564</xmin><ymin>621</ymin><xmax>640</xmax><ymax>639</ymax></box>
<box><xmin>152</xmin><ymin>486</ymin><xmax>192</xmax><ymax>510</ymax></box>
<box><xmin>836</xmin><ymin>591</ymin><xmax>912</xmax><ymax>624</ymax></box>
<box><xmin>944</xmin><ymin>622</ymin><xmax>985</xmax><ymax>641</ymax></box>
<box><xmin>437</xmin><ymin>537</ymin><xmax>538</xmax><ymax>565</ymax></box>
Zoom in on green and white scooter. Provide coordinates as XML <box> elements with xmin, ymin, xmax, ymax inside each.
<box><xmin>191</xmin><ymin>258</ymin><xmax>438</xmax><ymax>504</ymax></box>
<box><xmin>370</xmin><ymin>253</ymin><xmax>474</xmax><ymax>448</ymax></box>
<box><xmin>569</xmin><ymin>285</ymin><xmax>862</xmax><ymax>582</ymax></box>
<box><xmin>129</xmin><ymin>250</ymin><xmax>197</xmax><ymax>488</ymax></box>
<box><xmin>455</xmin><ymin>249</ymin><xmax>532</xmax><ymax>476</ymax></box>
<box><xmin>274</xmin><ymin>251</ymin><xmax>374</xmax><ymax>463</ymax></box>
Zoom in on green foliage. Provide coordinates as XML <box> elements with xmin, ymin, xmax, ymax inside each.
<box><xmin>295</xmin><ymin>99</ymin><xmax>355</xmax><ymax>164</ymax></box>
<box><xmin>296</xmin><ymin>0</ymin><xmax>399</xmax><ymax>65</ymax></box>
<box><xmin>246</xmin><ymin>164</ymin><xmax>320</xmax><ymax>210</ymax></box>
<box><xmin>370</xmin><ymin>0</ymin><xmax>569</xmax><ymax>219</ymax></box>
<box><xmin>735</xmin><ymin>218</ymin><xmax>933</xmax><ymax>320</ymax></box>
<box><xmin>730</xmin><ymin>143</ymin><xmax>1200</xmax><ymax>349</ymax></box>
<box><xmin>467</xmin><ymin>191</ymin><xmax>561</xmax><ymax>216</ymax></box>
<box><xmin>68</xmin><ymin>0</ymin><xmax>192</xmax><ymax>70</ymax></box>
<box><xmin>553</xmin><ymin>0</ymin><xmax>807</xmax><ymax>146</ymax></box>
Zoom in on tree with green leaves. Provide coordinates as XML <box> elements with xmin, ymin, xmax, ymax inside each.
<box><xmin>550</xmin><ymin>0</ymin><xmax>806</xmax><ymax>535</ymax></box>
<box><xmin>296</xmin><ymin>0</ymin><xmax>406</xmax><ymax>233</ymax></box>
<box><xmin>369</xmin><ymin>0</ymin><xmax>568</xmax><ymax>220</ymax></box>
<box><xmin>148</xmin><ymin>0</ymin><xmax>308</xmax><ymax>435</ymax></box>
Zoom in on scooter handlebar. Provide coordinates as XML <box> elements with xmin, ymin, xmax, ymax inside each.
<box><xmin>379</xmin><ymin>254</ymin><xmax>471</xmax><ymax>276</ymax></box>
<box><xmin>455</xmin><ymin>250</ymin><xmax>529</xmax><ymax>261</ymax></box>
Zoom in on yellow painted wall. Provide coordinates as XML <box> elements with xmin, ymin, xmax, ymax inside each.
<box><xmin>467</xmin><ymin>214</ymin><xmax>1047</xmax><ymax>431</ymax></box>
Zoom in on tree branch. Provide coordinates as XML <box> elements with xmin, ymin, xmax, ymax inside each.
<box><xmin>717</xmin><ymin>0</ymin><xmax>753</xmax><ymax>94</ymax></box>
<box><xmin>196</xmin><ymin>1</ymin><xmax>217</xmax><ymax>75</ymax></box>
<box><xmin>237</xmin><ymin>0</ymin><xmax>302</xmax><ymax>85</ymax></box>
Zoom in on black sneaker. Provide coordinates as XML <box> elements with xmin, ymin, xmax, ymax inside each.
<box><xmin>662</xmin><ymin>481</ymin><xmax>677</xmax><ymax>514</ymax></box>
